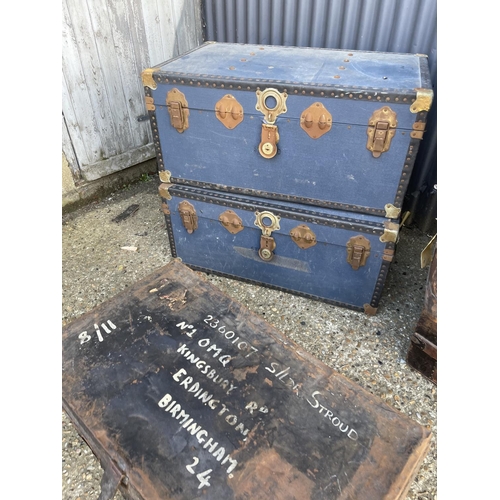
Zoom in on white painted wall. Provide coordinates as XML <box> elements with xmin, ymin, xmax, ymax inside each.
<box><xmin>62</xmin><ymin>0</ymin><xmax>203</xmax><ymax>184</ymax></box>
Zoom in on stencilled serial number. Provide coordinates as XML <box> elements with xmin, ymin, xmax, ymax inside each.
<box><xmin>203</xmin><ymin>315</ymin><xmax>259</xmax><ymax>358</ymax></box>
<box><xmin>78</xmin><ymin>319</ymin><xmax>117</xmax><ymax>344</ymax></box>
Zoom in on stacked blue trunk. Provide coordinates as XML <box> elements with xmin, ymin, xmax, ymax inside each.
<box><xmin>143</xmin><ymin>42</ymin><xmax>433</xmax><ymax>313</ymax></box>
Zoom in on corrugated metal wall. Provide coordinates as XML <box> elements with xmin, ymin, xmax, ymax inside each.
<box><xmin>202</xmin><ymin>0</ymin><xmax>437</xmax><ymax>232</ymax></box>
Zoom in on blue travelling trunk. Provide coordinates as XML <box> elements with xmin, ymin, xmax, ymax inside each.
<box><xmin>159</xmin><ymin>183</ymin><xmax>399</xmax><ymax>314</ymax></box>
<box><xmin>143</xmin><ymin>42</ymin><xmax>433</xmax><ymax>218</ymax></box>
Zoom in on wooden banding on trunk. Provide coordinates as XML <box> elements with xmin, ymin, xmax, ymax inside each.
<box><xmin>62</xmin><ymin>260</ymin><xmax>431</xmax><ymax>499</ymax></box>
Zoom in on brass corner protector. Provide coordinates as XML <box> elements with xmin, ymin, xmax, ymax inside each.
<box><xmin>379</xmin><ymin>222</ymin><xmax>399</xmax><ymax>243</ymax></box>
<box><xmin>158</xmin><ymin>183</ymin><xmax>172</xmax><ymax>200</ymax></box>
<box><xmin>159</xmin><ymin>170</ymin><xmax>171</xmax><ymax>183</ymax></box>
<box><xmin>142</xmin><ymin>68</ymin><xmax>157</xmax><ymax>90</ymax></box>
<box><xmin>410</xmin><ymin>88</ymin><xmax>433</xmax><ymax>113</ymax></box>
<box><xmin>363</xmin><ymin>304</ymin><xmax>378</xmax><ymax>316</ymax></box>
<box><xmin>384</xmin><ymin>203</ymin><xmax>401</xmax><ymax>219</ymax></box>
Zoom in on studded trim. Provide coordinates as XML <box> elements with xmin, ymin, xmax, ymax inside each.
<box><xmin>146</xmin><ymin>42</ymin><xmax>427</xmax><ymax>103</ymax></box>
<box><xmin>167</xmin><ymin>184</ymin><xmax>386</xmax><ymax>235</ymax></box>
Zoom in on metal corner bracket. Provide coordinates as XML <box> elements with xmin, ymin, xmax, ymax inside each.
<box><xmin>379</xmin><ymin>222</ymin><xmax>399</xmax><ymax>243</ymax></box>
<box><xmin>363</xmin><ymin>304</ymin><xmax>378</xmax><ymax>316</ymax></box>
<box><xmin>384</xmin><ymin>203</ymin><xmax>401</xmax><ymax>219</ymax></box>
<box><xmin>158</xmin><ymin>183</ymin><xmax>172</xmax><ymax>200</ymax></box>
<box><xmin>142</xmin><ymin>68</ymin><xmax>157</xmax><ymax>90</ymax></box>
<box><xmin>159</xmin><ymin>170</ymin><xmax>171</xmax><ymax>183</ymax></box>
<box><xmin>410</xmin><ymin>88</ymin><xmax>433</xmax><ymax>113</ymax></box>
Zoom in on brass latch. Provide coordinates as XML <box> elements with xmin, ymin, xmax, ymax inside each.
<box><xmin>259</xmin><ymin>124</ymin><xmax>279</xmax><ymax>159</ymax></box>
<box><xmin>366</xmin><ymin>106</ymin><xmax>397</xmax><ymax>158</ymax></box>
<box><xmin>300</xmin><ymin>103</ymin><xmax>332</xmax><ymax>139</ymax></box>
<box><xmin>290</xmin><ymin>225</ymin><xmax>317</xmax><ymax>249</ymax></box>
<box><xmin>166</xmin><ymin>88</ymin><xmax>189</xmax><ymax>133</ymax></box>
<box><xmin>255</xmin><ymin>88</ymin><xmax>288</xmax><ymax>124</ymax></box>
<box><xmin>255</xmin><ymin>211</ymin><xmax>281</xmax><ymax>261</ymax></box>
<box><xmin>259</xmin><ymin>235</ymin><xmax>276</xmax><ymax>261</ymax></box>
<box><xmin>219</xmin><ymin>210</ymin><xmax>244</xmax><ymax>234</ymax></box>
<box><xmin>178</xmin><ymin>201</ymin><xmax>197</xmax><ymax>234</ymax></box>
<box><xmin>256</xmin><ymin>88</ymin><xmax>287</xmax><ymax>159</ymax></box>
<box><xmin>346</xmin><ymin>235</ymin><xmax>371</xmax><ymax>270</ymax></box>
<box><xmin>215</xmin><ymin>95</ymin><xmax>244</xmax><ymax>129</ymax></box>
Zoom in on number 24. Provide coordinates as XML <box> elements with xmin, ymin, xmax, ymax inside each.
<box><xmin>186</xmin><ymin>457</ymin><xmax>212</xmax><ymax>489</ymax></box>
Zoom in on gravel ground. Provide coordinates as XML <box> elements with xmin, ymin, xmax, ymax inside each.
<box><xmin>62</xmin><ymin>174</ymin><xmax>437</xmax><ymax>499</ymax></box>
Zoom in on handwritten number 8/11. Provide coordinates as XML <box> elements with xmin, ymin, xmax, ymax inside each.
<box><xmin>78</xmin><ymin>320</ymin><xmax>117</xmax><ymax>344</ymax></box>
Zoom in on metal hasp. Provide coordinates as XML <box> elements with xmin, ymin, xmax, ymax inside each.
<box><xmin>219</xmin><ymin>210</ymin><xmax>244</xmax><ymax>234</ymax></box>
<box><xmin>290</xmin><ymin>224</ymin><xmax>317</xmax><ymax>249</ymax></box>
<box><xmin>366</xmin><ymin>106</ymin><xmax>398</xmax><ymax>158</ymax></box>
<box><xmin>178</xmin><ymin>200</ymin><xmax>198</xmax><ymax>233</ymax></box>
<box><xmin>300</xmin><ymin>102</ymin><xmax>332</xmax><ymax>139</ymax></box>
<box><xmin>215</xmin><ymin>94</ymin><xmax>244</xmax><ymax>129</ymax></box>
<box><xmin>259</xmin><ymin>124</ymin><xmax>279</xmax><ymax>159</ymax></box>
<box><xmin>254</xmin><ymin>211</ymin><xmax>281</xmax><ymax>261</ymax></box>
<box><xmin>166</xmin><ymin>88</ymin><xmax>189</xmax><ymax>133</ymax></box>
<box><xmin>346</xmin><ymin>235</ymin><xmax>371</xmax><ymax>270</ymax></box>
<box><xmin>256</xmin><ymin>88</ymin><xmax>287</xmax><ymax>159</ymax></box>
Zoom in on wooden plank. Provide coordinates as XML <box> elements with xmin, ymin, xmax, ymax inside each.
<box><xmin>62</xmin><ymin>260</ymin><xmax>431</xmax><ymax>500</ymax></box>
<box><xmin>64</xmin><ymin>0</ymin><xmax>120</xmax><ymax>162</ymax></box>
<box><xmin>142</xmin><ymin>0</ymin><xmax>177</xmax><ymax>65</ymax></box>
<box><xmin>62</xmin><ymin>115</ymin><xmax>81</xmax><ymax>182</ymax></box>
<box><xmin>171</xmin><ymin>0</ymin><xmax>203</xmax><ymax>55</ymax></box>
<box><xmin>63</xmin><ymin>0</ymin><xmax>203</xmax><ymax>183</ymax></box>
<box><xmin>79</xmin><ymin>143</ymin><xmax>155</xmax><ymax>181</ymax></box>
<box><xmin>62</xmin><ymin>0</ymin><xmax>97</xmax><ymax>168</ymax></box>
<box><xmin>84</xmin><ymin>0</ymin><xmax>136</xmax><ymax>153</ymax></box>
<box><xmin>121</xmin><ymin>0</ymin><xmax>155</xmax><ymax>145</ymax></box>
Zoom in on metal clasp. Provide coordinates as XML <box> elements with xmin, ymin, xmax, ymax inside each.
<box><xmin>366</xmin><ymin>106</ymin><xmax>397</xmax><ymax>158</ymax></box>
<box><xmin>166</xmin><ymin>88</ymin><xmax>189</xmax><ymax>133</ymax></box>
<box><xmin>346</xmin><ymin>235</ymin><xmax>371</xmax><ymax>270</ymax></box>
<box><xmin>259</xmin><ymin>124</ymin><xmax>279</xmax><ymax>159</ymax></box>
<box><xmin>255</xmin><ymin>211</ymin><xmax>281</xmax><ymax>261</ymax></box>
<box><xmin>178</xmin><ymin>201</ymin><xmax>198</xmax><ymax>234</ymax></box>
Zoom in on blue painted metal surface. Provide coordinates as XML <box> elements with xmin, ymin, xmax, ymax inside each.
<box><xmin>162</xmin><ymin>185</ymin><xmax>393</xmax><ymax>312</ymax></box>
<box><xmin>150</xmin><ymin>42</ymin><xmax>432</xmax><ymax>216</ymax></box>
